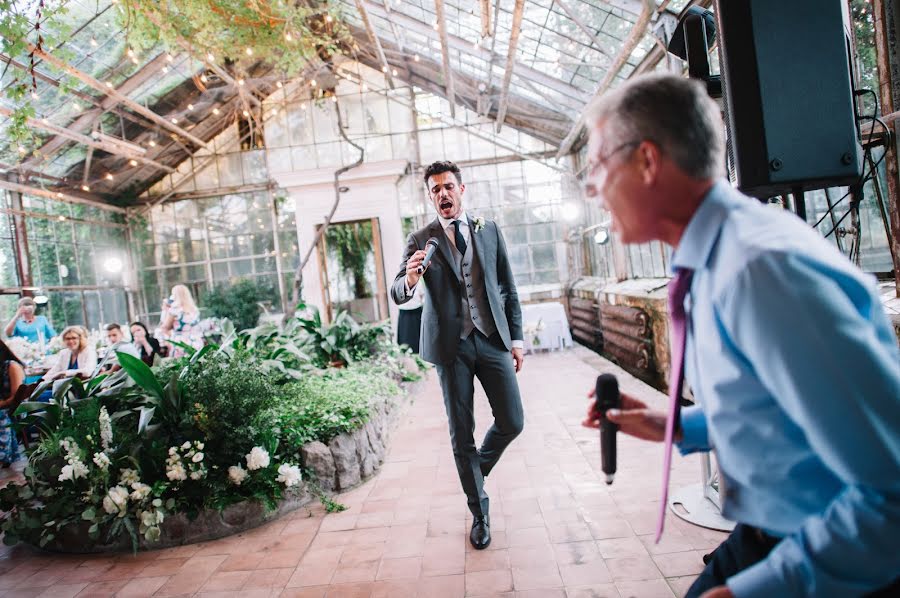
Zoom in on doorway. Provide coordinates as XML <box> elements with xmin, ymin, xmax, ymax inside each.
<box><xmin>316</xmin><ymin>218</ymin><xmax>389</xmax><ymax>323</ymax></box>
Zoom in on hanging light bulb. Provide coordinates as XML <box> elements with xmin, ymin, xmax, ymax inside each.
<box><xmin>162</xmin><ymin>66</ymin><xmax>169</xmax><ymax>73</ymax></box>
<box><xmin>148</xmin><ymin>139</ymin><xmax>156</xmax><ymax>147</ymax></box>
<box><xmin>414</xmin><ymin>54</ymin><xmax>420</xmax><ymax>62</ymax></box>
<box><xmin>284</xmin><ymin>31</ymin><xmax>293</xmax><ymax>42</ymax></box>
<box><xmin>362</xmin><ymin>83</ymin><xmax>368</xmax><ymax>92</ymax></box>
<box><xmin>90</xmin><ymin>37</ymin><xmax>98</xmax><ymax>47</ymax></box>
<box><xmin>105</xmin><ymin>81</ymin><xmax>114</xmax><ymax>88</ymax></box>
<box><xmin>17</xmin><ymin>145</ymin><xmax>26</xmax><ymax>154</ymax></box>
<box><xmin>81</xmin><ymin>185</ymin><xmax>91</xmax><ymax>192</ymax></box>
<box><xmin>72</xmin><ymin>101</ymin><xmax>81</xmax><ymax>112</ymax></box>
<box><xmin>331</xmin><ymin>95</ymin><xmax>337</xmax><ymax>103</ymax></box>
<box><xmin>56</xmin><ymin>192</ymin><xmax>63</xmax><ymax>198</ymax></box>
<box><xmin>310</xmin><ymin>79</ymin><xmax>317</xmax><ymax>87</ymax></box>
<box><xmin>245</xmin><ymin>47</ymin><xmax>253</xmax><ymax>56</ymax></box>
<box><xmin>187</xmin><ymin>103</ymin><xmax>194</xmax><ymax>110</ymax></box>
<box><xmin>207</xmin><ymin>52</ymin><xmax>215</xmax><ymax>62</ymax></box>
<box><xmin>166</xmin><ymin>53</ymin><xmax>174</xmax><ymax>62</ymax></box>
<box><xmin>171</xmin><ymin>117</ymin><xmax>178</xmax><ymax>124</ymax></box>
<box><xmin>301</xmin><ymin>102</ymin><xmax>307</xmax><ymax>110</ymax></box>
<box><xmin>30</xmin><ymin>91</ymin><xmax>39</xmax><ymax>100</ymax></box>
<box><xmin>200</xmin><ymin>74</ymin><xmax>208</xmax><ymax>83</ymax></box>
<box><xmin>392</xmin><ymin>68</ymin><xmax>398</xmax><ymax>76</ymax></box>
<box><xmin>212</xmin><ymin>107</ymin><xmax>220</xmax><ymax>115</ymax></box>
<box><xmin>129</xmin><ymin>159</ymin><xmax>138</xmax><ymax>166</ymax></box>
<box><xmin>243</xmin><ymin>109</ymin><xmax>250</xmax><ymax>117</ymax></box>
<box><xmin>325</xmin><ymin>14</ymin><xmax>333</xmax><ymax>23</ymax></box>
<box><xmin>238</xmin><ymin>78</ymin><xmax>245</xmax><ymax>86</ymax></box>
<box><xmin>131</xmin><ymin>56</ymin><xmax>139</xmax><ymax>65</ymax></box>
<box><xmin>58</xmin><ymin>215</ymin><xmax>66</xmax><ymax>221</ymax></box>
<box><xmin>276</xmin><ymin>81</ymin><xmax>283</xmax><ymax>88</ymax></box>
<box><xmin>105</xmin><ymin>173</ymin><xmax>114</xmax><ymax>181</ymax></box>
<box><xmin>127</xmin><ymin>48</ymin><xmax>135</xmax><ymax>57</ymax></box>
<box><xmin>382</xmin><ymin>65</ymin><xmax>388</xmax><ymax>73</ymax></box>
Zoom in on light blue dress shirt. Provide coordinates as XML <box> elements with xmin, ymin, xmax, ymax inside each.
<box><xmin>672</xmin><ymin>181</ymin><xmax>900</xmax><ymax>597</ymax></box>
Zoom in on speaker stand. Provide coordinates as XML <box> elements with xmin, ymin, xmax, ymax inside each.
<box><xmin>669</xmin><ymin>452</ymin><xmax>735</xmax><ymax>533</ymax></box>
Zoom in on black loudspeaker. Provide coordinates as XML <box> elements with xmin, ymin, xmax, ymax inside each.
<box><xmin>714</xmin><ymin>0</ymin><xmax>863</xmax><ymax>198</ymax></box>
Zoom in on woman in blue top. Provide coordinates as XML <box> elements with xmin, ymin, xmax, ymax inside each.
<box><xmin>4</xmin><ymin>297</ymin><xmax>56</xmax><ymax>345</ymax></box>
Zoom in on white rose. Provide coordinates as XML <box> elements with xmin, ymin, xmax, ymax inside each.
<box><xmin>195</xmin><ymin>442</ymin><xmax>204</xmax><ymax>450</ymax></box>
<box><xmin>103</xmin><ymin>486</ymin><xmax>129</xmax><ymax>516</ymax></box>
<box><xmin>276</xmin><ymin>464</ymin><xmax>302</xmax><ymax>488</ymax></box>
<box><xmin>181</xmin><ymin>441</ymin><xmax>191</xmax><ymax>450</ymax></box>
<box><xmin>168</xmin><ymin>447</ymin><xmax>178</xmax><ymax>456</ymax></box>
<box><xmin>245</xmin><ymin>447</ymin><xmax>270</xmax><ymax>471</ymax></box>
<box><xmin>191</xmin><ymin>452</ymin><xmax>204</xmax><ymax>463</ymax></box>
<box><xmin>228</xmin><ymin>465</ymin><xmax>248</xmax><ymax>486</ymax></box>
<box><xmin>130</xmin><ymin>483</ymin><xmax>151</xmax><ymax>502</ymax></box>
<box><xmin>119</xmin><ymin>468</ymin><xmax>140</xmax><ymax>486</ymax></box>
<box><xmin>166</xmin><ymin>463</ymin><xmax>187</xmax><ymax>482</ymax></box>
<box><xmin>189</xmin><ymin>470</ymin><xmax>204</xmax><ymax>480</ymax></box>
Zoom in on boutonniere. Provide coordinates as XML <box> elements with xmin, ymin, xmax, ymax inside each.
<box><xmin>472</xmin><ymin>216</ymin><xmax>486</xmax><ymax>234</ymax></box>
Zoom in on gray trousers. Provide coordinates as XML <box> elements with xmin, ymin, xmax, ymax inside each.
<box><xmin>435</xmin><ymin>330</ymin><xmax>524</xmax><ymax>518</ymax></box>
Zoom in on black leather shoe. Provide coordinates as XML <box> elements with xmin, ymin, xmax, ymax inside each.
<box><xmin>470</xmin><ymin>516</ymin><xmax>491</xmax><ymax>550</ymax></box>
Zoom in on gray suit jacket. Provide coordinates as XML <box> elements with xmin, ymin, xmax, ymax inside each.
<box><xmin>391</xmin><ymin>218</ymin><xmax>523</xmax><ymax>365</ymax></box>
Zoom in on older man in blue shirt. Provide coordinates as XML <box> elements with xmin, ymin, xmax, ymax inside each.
<box><xmin>583</xmin><ymin>73</ymin><xmax>900</xmax><ymax>598</ymax></box>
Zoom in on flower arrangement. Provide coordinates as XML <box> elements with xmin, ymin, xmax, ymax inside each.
<box><xmin>472</xmin><ymin>216</ymin><xmax>486</xmax><ymax>234</ymax></box>
<box><xmin>4</xmin><ymin>336</ymin><xmax>44</xmax><ymax>364</ymax></box>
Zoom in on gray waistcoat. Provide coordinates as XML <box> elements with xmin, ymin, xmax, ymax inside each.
<box><xmin>450</xmin><ymin>232</ymin><xmax>497</xmax><ymax>339</ymax></box>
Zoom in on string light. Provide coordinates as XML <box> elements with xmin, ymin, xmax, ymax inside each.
<box><xmin>81</xmin><ymin>185</ymin><xmax>90</xmax><ymax>192</ymax></box>
<box><xmin>276</xmin><ymin>81</ymin><xmax>283</xmax><ymax>88</ymax></box>
<box><xmin>392</xmin><ymin>68</ymin><xmax>398</xmax><ymax>76</ymax></box>
<box><xmin>162</xmin><ymin>66</ymin><xmax>169</xmax><ymax>73</ymax></box>
<box><xmin>105</xmin><ymin>81</ymin><xmax>113</xmax><ymax>88</ymax></box>
<box><xmin>310</xmin><ymin>79</ymin><xmax>317</xmax><ymax>87</ymax></box>
<box><xmin>212</xmin><ymin>107</ymin><xmax>220</xmax><ymax>115</ymax></box>
<box><xmin>127</xmin><ymin>48</ymin><xmax>135</xmax><ymax>57</ymax></box>
<box><xmin>414</xmin><ymin>54</ymin><xmax>420</xmax><ymax>62</ymax></box>
<box><xmin>243</xmin><ymin>109</ymin><xmax>250</xmax><ymax>117</ymax></box>
<box><xmin>58</xmin><ymin>215</ymin><xmax>66</xmax><ymax>221</ymax></box>
<box><xmin>171</xmin><ymin>117</ymin><xmax>178</xmax><ymax>124</ymax></box>
<box><xmin>245</xmin><ymin>47</ymin><xmax>253</xmax><ymax>56</ymax></box>
<box><xmin>331</xmin><ymin>95</ymin><xmax>337</xmax><ymax>103</ymax></box>
<box><xmin>433</xmin><ymin>22</ymin><xmax>439</xmax><ymax>30</ymax></box>
<box><xmin>17</xmin><ymin>145</ymin><xmax>26</xmax><ymax>154</ymax></box>
<box><xmin>72</xmin><ymin>101</ymin><xmax>81</xmax><ymax>111</ymax></box>
<box><xmin>200</xmin><ymin>74</ymin><xmax>208</xmax><ymax>83</ymax></box>
<box><xmin>238</xmin><ymin>78</ymin><xmax>245</xmax><ymax>86</ymax></box>
<box><xmin>284</xmin><ymin>31</ymin><xmax>293</xmax><ymax>42</ymax></box>
<box><xmin>30</xmin><ymin>91</ymin><xmax>39</xmax><ymax>100</ymax></box>
<box><xmin>90</xmin><ymin>37</ymin><xmax>98</xmax><ymax>47</ymax></box>
<box><xmin>166</xmin><ymin>53</ymin><xmax>174</xmax><ymax>62</ymax></box>
<box><xmin>148</xmin><ymin>140</ymin><xmax>156</xmax><ymax>147</ymax></box>
<box><xmin>56</xmin><ymin>192</ymin><xmax>63</xmax><ymax>198</ymax></box>
<box><xmin>362</xmin><ymin>83</ymin><xmax>368</xmax><ymax>92</ymax></box>
<box><xmin>207</xmin><ymin>52</ymin><xmax>215</xmax><ymax>62</ymax></box>
<box><xmin>131</xmin><ymin>56</ymin><xmax>139</xmax><ymax>65</ymax></box>
<box><xmin>301</xmin><ymin>102</ymin><xmax>307</xmax><ymax>110</ymax></box>
<box><xmin>325</xmin><ymin>14</ymin><xmax>333</xmax><ymax>23</ymax></box>
<box><xmin>382</xmin><ymin>66</ymin><xmax>388</xmax><ymax>73</ymax></box>
<box><xmin>129</xmin><ymin>159</ymin><xmax>138</xmax><ymax>166</ymax></box>
<box><xmin>105</xmin><ymin>173</ymin><xmax>114</xmax><ymax>181</ymax></box>
<box><xmin>187</xmin><ymin>103</ymin><xmax>194</xmax><ymax>110</ymax></box>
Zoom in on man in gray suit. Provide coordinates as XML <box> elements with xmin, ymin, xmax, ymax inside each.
<box><xmin>391</xmin><ymin>160</ymin><xmax>525</xmax><ymax>550</ymax></box>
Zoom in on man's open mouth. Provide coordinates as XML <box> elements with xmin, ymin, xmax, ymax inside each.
<box><xmin>440</xmin><ymin>200</ymin><xmax>453</xmax><ymax>210</ymax></box>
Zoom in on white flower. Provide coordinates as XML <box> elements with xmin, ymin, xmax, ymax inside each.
<box><xmin>181</xmin><ymin>441</ymin><xmax>191</xmax><ymax>450</ymax></box>
<box><xmin>228</xmin><ymin>465</ymin><xmax>248</xmax><ymax>486</ymax></box>
<box><xmin>245</xmin><ymin>447</ymin><xmax>270</xmax><ymax>471</ymax></box>
<box><xmin>276</xmin><ymin>464</ymin><xmax>302</xmax><ymax>488</ymax></box>
<box><xmin>195</xmin><ymin>441</ymin><xmax>204</xmax><ymax>450</ymax></box>
<box><xmin>472</xmin><ymin>216</ymin><xmax>486</xmax><ymax>233</ymax></box>
<box><xmin>102</xmin><ymin>486</ymin><xmax>129</xmax><ymax>516</ymax></box>
<box><xmin>92</xmin><ymin>452</ymin><xmax>111</xmax><ymax>470</ymax></box>
<box><xmin>166</xmin><ymin>463</ymin><xmax>187</xmax><ymax>481</ymax></box>
<box><xmin>130</xmin><ymin>482</ymin><xmax>151</xmax><ymax>502</ymax></box>
<box><xmin>119</xmin><ymin>468</ymin><xmax>140</xmax><ymax>486</ymax></box>
<box><xmin>191</xmin><ymin>452</ymin><xmax>204</xmax><ymax>463</ymax></box>
<box><xmin>189</xmin><ymin>470</ymin><xmax>204</xmax><ymax>480</ymax></box>
<box><xmin>98</xmin><ymin>406</ymin><xmax>113</xmax><ymax>450</ymax></box>
<box><xmin>168</xmin><ymin>447</ymin><xmax>178</xmax><ymax>456</ymax></box>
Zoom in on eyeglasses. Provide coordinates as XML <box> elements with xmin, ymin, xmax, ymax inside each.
<box><xmin>586</xmin><ymin>140</ymin><xmax>642</xmax><ymax>178</ymax></box>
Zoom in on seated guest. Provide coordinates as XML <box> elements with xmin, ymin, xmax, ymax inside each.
<box><xmin>42</xmin><ymin>326</ymin><xmax>97</xmax><ymax>383</ymax></box>
<box><xmin>99</xmin><ymin>323</ymin><xmax>141</xmax><ymax>374</ymax></box>
<box><xmin>0</xmin><ymin>339</ymin><xmax>24</xmax><ymax>468</ymax></box>
<box><xmin>129</xmin><ymin>321</ymin><xmax>164</xmax><ymax>367</ymax></box>
<box><xmin>158</xmin><ymin>284</ymin><xmax>203</xmax><ymax>356</ymax></box>
<box><xmin>4</xmin><ymin>297</ymin><xmax>56</xmax><ymax>345</ymax></box>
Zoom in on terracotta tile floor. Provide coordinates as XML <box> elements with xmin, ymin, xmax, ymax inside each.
<box><xmin>0</xmin><ymin>347</ymin><xmax>727</xmax><ymax>597</ymax></box>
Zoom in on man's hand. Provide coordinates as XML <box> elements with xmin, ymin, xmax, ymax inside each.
<box><xmin>405</xmin><ymin>249</ymin><xmax>428</xmax><ymax>288</ymax></box>
<box><xmin>700</xmin><ymin>586</ymin><xmax>734</xmax><ymax>598</ymax></box>
<box><xmin>511</xmin><ymin>347</ymin><xmax>524</xmax><ymax>373</ymax></box>
<box><xmin>583</xmin><ymin>387</ymin><xmax>676</xmax><ymax>443</ymax></box>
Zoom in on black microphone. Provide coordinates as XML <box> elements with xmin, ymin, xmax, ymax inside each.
<box><xmin>416</xmin><ymin>238</ymin><xmax>440</xmax><ymax>274</ymax></box>
<box><xmin>595</xmin><ymin>374</ymin><xmax>620</xmax><ymax>485</ymax></box>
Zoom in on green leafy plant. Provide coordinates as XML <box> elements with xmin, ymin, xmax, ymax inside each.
<box><xmin>202</xmin><ymin>278</ymin><xmax>275</xmax><ymax>332</ymax></box>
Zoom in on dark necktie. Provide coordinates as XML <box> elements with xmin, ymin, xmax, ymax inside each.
<box><xmin>453</xmin><ymin>220</ymin><xmax>467</xmax><ymax>256</ymax></box>
<box><xmin>655</xmin><ymin>267</ymin><xmax>694</xmax><ymax>543</ymax></box>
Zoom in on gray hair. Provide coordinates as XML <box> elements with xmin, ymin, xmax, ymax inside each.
<box><xmin>585</xmin><ymin>73</ymin><xmax>725</xmax><ymax>180</ymax></box>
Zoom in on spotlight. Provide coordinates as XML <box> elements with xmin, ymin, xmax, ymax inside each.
<box><xmin>102</xmin><ymin>256</ymin><xmax>123</xmax><ymax>274</ymax></box>
<box><xmin>593</xmin><ymin>229</ymin><xmax>610</xmax><ymax>245</ymax></box>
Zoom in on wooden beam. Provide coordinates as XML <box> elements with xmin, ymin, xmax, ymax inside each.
<box><xmin>494</xmin><ymin>0</ymin><xmax>526</xmax><ymax>133</ymax></box>
<box><xmin>481</xmin><ymin>0</ymin><xmax>492</xmax><ymax>38</ymax></box>
<box><xmin>0</xmin><ymin>179</ymin><xmax>127</xmax><ymax>213</ymax></box>
<box><xmin>0</xmin><ymin>106</ymin><xmax>176</xmax><ymax>173</ymax></box>
<box><xmin>354</xmin><ymin>0</ymin><xmax>395</xmax><ymax>88</ymax></box>
<box><xmin>434</xmin><ymin>0</ymin><xmax>457</xmax><ymax>118</ymax></box>
<box><xmin>29</xmin><ymin>44</ymin><xmax>211</xmax><ymax>150</ymax></box>
<box><xmin>556</xmin><ymin>0</ymin><xmax>655</xmax><ymax>157</ymax></box>
<box><xmin>7</xmin><ymin>52</ymin><xmax>170</xmax><ymax>168</ymax></box>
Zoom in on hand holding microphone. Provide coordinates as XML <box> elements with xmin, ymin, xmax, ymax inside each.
<box><xmin>595</xmin><ymin>374</ymin><xmax>620</xmax><ymax>485</ymax></box>
<box><xmin>406</xmin><ymin>238</ymin><xmax>440</xmax><ymax>287</ymax></box>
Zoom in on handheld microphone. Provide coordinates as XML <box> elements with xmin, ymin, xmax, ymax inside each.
<box><xmin>416</xmin><ymin>238</ymin><xmax>440</xmax><ymax>274</ymax></box>
<box><xmin>595</xmin><ymin>374</ymin><xmax>620</xmax><ymax>485</ymax></box>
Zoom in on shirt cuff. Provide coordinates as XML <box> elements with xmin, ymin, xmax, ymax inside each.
<box><xmin>404</xmin><ymin>279</ymin><xmax>417</xmax><ymax>297</ymax></box>
<box><xmin>511</xmin><ymin>340</ymin><xmax>524</xmax><ymax>349</ymax></box>
<box><xmin>727</xmin><ymin>557</ymin><xmax>783</xmax><ymax>598</ymax></box>
<box><xmin>676</xmin><ymin>405</ymin><xmax>711</xmax><ymax>455</ymax></box>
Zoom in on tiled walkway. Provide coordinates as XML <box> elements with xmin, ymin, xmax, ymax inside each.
<box><xmin>0</xmin><ymin>347</ymin><xmax>727</xmax><ymax>597</ymax></box>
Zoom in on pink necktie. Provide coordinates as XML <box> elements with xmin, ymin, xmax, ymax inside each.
<box><xmin>655</xmin><ymin>268</ymin><xmax>694</xmax><ymax>543</ymax></box>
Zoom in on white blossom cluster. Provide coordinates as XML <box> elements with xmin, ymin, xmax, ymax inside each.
<box><xmin>166</xmin><ymin>441</ymin><xmax>206</xmax><ymax>482</ymax></box>
<box><xmin>58</xmin><ymin>437</ymin><xmax>88</xmax><ymax>482</ymax></box>
<box><xmin>227</xmin><ymin>447</ymin><xmax>301</xmax><ymax>489</ymax></box>
<box><xmin>98</xmin><ymin>406</ymin><xmax>113</xmax><ymax>451</ymax></box>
